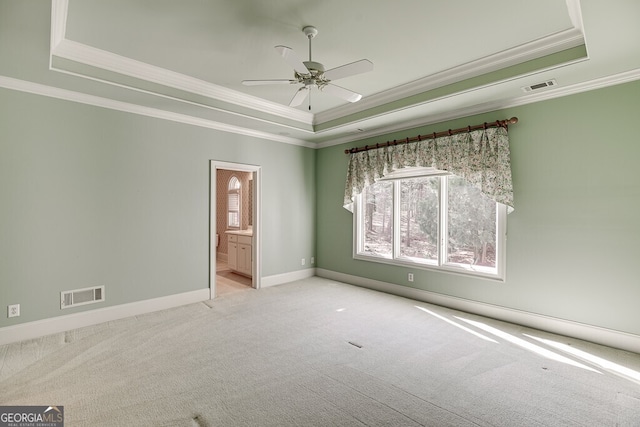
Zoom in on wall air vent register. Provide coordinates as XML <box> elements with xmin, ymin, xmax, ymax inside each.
<box><xmin>61</xmin><ymin>285</ymin><xmax>105</xmax><ymax>309</ymax></box>
<box><xmin>522</xmin><ymin>79</ymin><xmax>558</xmax><ymax>92</ymax></box>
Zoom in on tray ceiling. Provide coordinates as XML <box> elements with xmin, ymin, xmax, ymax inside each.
<box><xmin>2</xmin><ymin>0</ymin><xmax>640</xmax><ymax>147</ymax></box>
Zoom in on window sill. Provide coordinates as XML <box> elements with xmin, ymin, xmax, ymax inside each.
<box><xmin>354</xmin><ymin>253</ymin><xmax>505</xmax><ymax>282</ymax></box>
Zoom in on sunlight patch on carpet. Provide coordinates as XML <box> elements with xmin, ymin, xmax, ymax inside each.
<box><xmin>415</xmin><ymin>306</ymin><xmax>498</xmax><ymax>343</ymax></box>
<box><xmin>525</xmin><ymin>334</ymin><xmax>640</xmax><ymax>384</ymax></box>
<box><xmin>456</xmin><ymin>317</ymin><xmax>601</xmax><ymax>373</ymax></box>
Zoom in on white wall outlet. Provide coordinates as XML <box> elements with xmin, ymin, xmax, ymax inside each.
<box><xmin>8</xmin><ymin>304</ymin><xmax>20</xmax><ymax>318</ymax></box>
<box><xmin>311</xmin><ymin>257</ymin><xmax>315</xmax><ymax>265</ymax></box>
<box><xmin>301</xmin><ymin>258</ymin><xmax>306</xmax><ymax>266</ymax></box>
<box><xmin>408</xmin><ymin>273</ymin><xmax>414</xmax><ymax>282</ymax></box>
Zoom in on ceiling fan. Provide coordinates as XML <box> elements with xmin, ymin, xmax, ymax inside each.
<box><xmin>242</xmin><ymin>26</ymin><xmax>373</xmax><ymax>109</ymax></box>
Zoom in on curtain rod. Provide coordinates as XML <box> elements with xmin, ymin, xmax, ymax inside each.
<box><xmin>344</xmin><ymin>117</ymin><xmax>518</xmax><ymax>155</ymax></box>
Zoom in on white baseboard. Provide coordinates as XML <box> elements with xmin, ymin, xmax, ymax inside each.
<box><xmin>0</xmin><ymin>267</ymin><xmax>316</xmax><ymax>345</ymax></box>
<box><xmin>6</xmin><ymin>270</ymin><xmax>638</xmax><ymax>354</ymax></box>
<box><xmin>261</xmin><ymin>268</ymin><xmax>316</xmax><ymax>288</ymax></box>
<box><xmin>316</xmin><ymin>268</ymin><xmax>640</xmax><ymax>354</ymax></box>
<box><xmin>0</xmin><ymin>288</ymin><xmax>210</xmax><ymax>346</ymax></box>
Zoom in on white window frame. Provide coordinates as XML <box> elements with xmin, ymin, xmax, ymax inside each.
<box><xmin>228</xmin><ymin>176</ymin><xmax>241</xmax><ymax>229</ymax></box>
<box><xmin>353</xmin><ymin>169</ymin><xmax>507</xmax><ymax>281</ymax></box>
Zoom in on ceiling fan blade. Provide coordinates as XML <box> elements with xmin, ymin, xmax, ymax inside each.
<box><xmin>289</xmin><ymin>86</ymin><xmax>309</xmax><ymax>107</ymax></box>
<box><xmin>275</xmin><ymin>45</ymin><xmax>309</xmax><ymax>75</ymax></box>
<box><xmin>321</xmin><ymin>84</ymin><xmax>362</xmax><ymax>103</ymax></box>
<box><xmin>242</xmin><ymin>79</ymin><xmax>297</xmax><ymax>86</ymax></box>
<box><xmin>323</xmin><ymin>59</ymin><xmax>373</xmax><ymax>81</ymax></box>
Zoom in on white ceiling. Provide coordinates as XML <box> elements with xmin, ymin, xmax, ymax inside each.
<box><xmin>2</xmin><ymin>0</ymin><xmax>640</xmax><ymax>148</ymax></box>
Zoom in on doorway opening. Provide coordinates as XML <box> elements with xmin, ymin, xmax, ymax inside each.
<box><xmin>210</xmin><ymin>161</ymin><xmax>261</xmax><ymax>299</ymax></box>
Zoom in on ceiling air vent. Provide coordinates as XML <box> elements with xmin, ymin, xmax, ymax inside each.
<box><xmin>522</xmin><ymin>79</ymin><xmax>558</xmax><ymax>93</ymax></box>
<box><xmin>61</xmin><ymin>285</ymin><xmax>105</xmax><ymax>309</ymax></box>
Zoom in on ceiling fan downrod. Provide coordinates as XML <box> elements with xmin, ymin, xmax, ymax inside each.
<box><xmin>303</xmin><ymin>26</ymin><xmax>318</xmax><ymax>62</ymax></box>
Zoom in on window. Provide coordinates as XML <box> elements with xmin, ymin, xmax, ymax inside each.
<box><xmin>354</xmin><ymin>169</ymin><xmax>506</xmax><ymax>280</ymax></box>
<box><xmin>228</xmin><ymin>176</ymin><xmax>241</xmax><ymax>228</ymax></box>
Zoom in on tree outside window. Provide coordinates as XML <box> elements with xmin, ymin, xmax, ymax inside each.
<box><xmin>355</xmin><ymin>173</ymin><xmax>506</xmax><ymax>280</ymax></box>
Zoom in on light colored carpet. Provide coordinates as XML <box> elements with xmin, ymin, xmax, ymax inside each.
<box><xmin>1</xmin><ymin>277</ymin><xmax>639</xmax><ymax>426</ymax></box>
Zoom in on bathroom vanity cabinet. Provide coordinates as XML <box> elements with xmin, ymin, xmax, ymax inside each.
<box><xmin>227</xmin><ymin>231</ymin><xmax>252</xmax><ymax>277</ymax></box>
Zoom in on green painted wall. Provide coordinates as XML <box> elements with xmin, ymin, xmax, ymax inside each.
<box><xmin>2</xmin><ymin>69</ymin><xmax>640</xmax><ymax>338</ymax></box>
<box><xmin>0</xmin><ymin>88</ymin><xmax>316</xmax><ymax>327</ymax></box>
<box><xmin>317</xmin><ymin>79</ymin><xmax>640</xmax><ymax>336</ymax></box>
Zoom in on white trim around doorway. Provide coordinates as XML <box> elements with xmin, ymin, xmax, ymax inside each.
<box><xmin>210</xmin><ymin>160</ymin><xmax>261</xmax><ymax>299</ymax></box>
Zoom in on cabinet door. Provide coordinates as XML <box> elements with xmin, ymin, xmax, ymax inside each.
<box><xmin>228</xmin><ymin>242</ymin><xmax>238</xmax><ymax>270</ymax></box>
<box><xmin>238</xmin><ymin>243</ymin><xmax>251</xmax><ymax>276</ymax></box>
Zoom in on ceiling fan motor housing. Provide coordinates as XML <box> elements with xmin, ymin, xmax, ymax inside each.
<box><xmin>297</xmin><ymin>61</ymin><xmax>328</xmax><ymax>87</ymax></box>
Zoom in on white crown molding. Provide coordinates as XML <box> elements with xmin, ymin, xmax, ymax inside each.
<box><xmin>499</xmin><ymin>67</ymin><xmax>640</xmax><ymax>108</ymax></box>
<box><xmin>315</xmin><ymin>67</ymin><xmax>640</xmax><ymax>149</ymax></box>
<box><xmin>24</xmin><ymin>1</ymin><xmax>640</xmax><ymax>150</ymax></box>
<box><xmin>49</xmin><ymin>1</ymin><xmax>312</xmax><ymax>127</ymax></box>
<box><xmin>50</xmin><ymin>63</ymin><xmax>316</xmax><ymax>136</ymax></box>
<box><xmin>4</xmin><ymin>65</ymin><xmax>638</xmax><ymax>152</ymax></box>
<box><xmin>316</xmin><ymin>269</ymin><xmax>640</xmax><ymax>354</ymax></box>
<box><xmin>566</xmin><ymin>0</ymin><xmax>585</xmax><ymax>32</ymax></box>
<box><xmin>0</xmin><ymin>76</ymin><xmax>314</xmax><ymax>148</ymax></box>
<box><xmin>51</xmin><ymin>0</ymin><xmax>586</xmax><ymax>133</ymax></box>
<box><xmin>316</xmin><ymin>28</ymin><xmax>586</xmax><ymax>125</ymax></box>
<box><xmin>51</xmin><ymin>39</ymin><xmax>314</xmax><ymax>126</ymax></box>
<box><xmin>50</xmin><ymin>0</ymin><xmax>67</xmax><ymax>51</ymax></box>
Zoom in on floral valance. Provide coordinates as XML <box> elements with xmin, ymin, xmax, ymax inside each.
<box><xmin>344</xmin><ymin>127</ymin><xmax>514</xmax><ymax>212</ymax></box>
